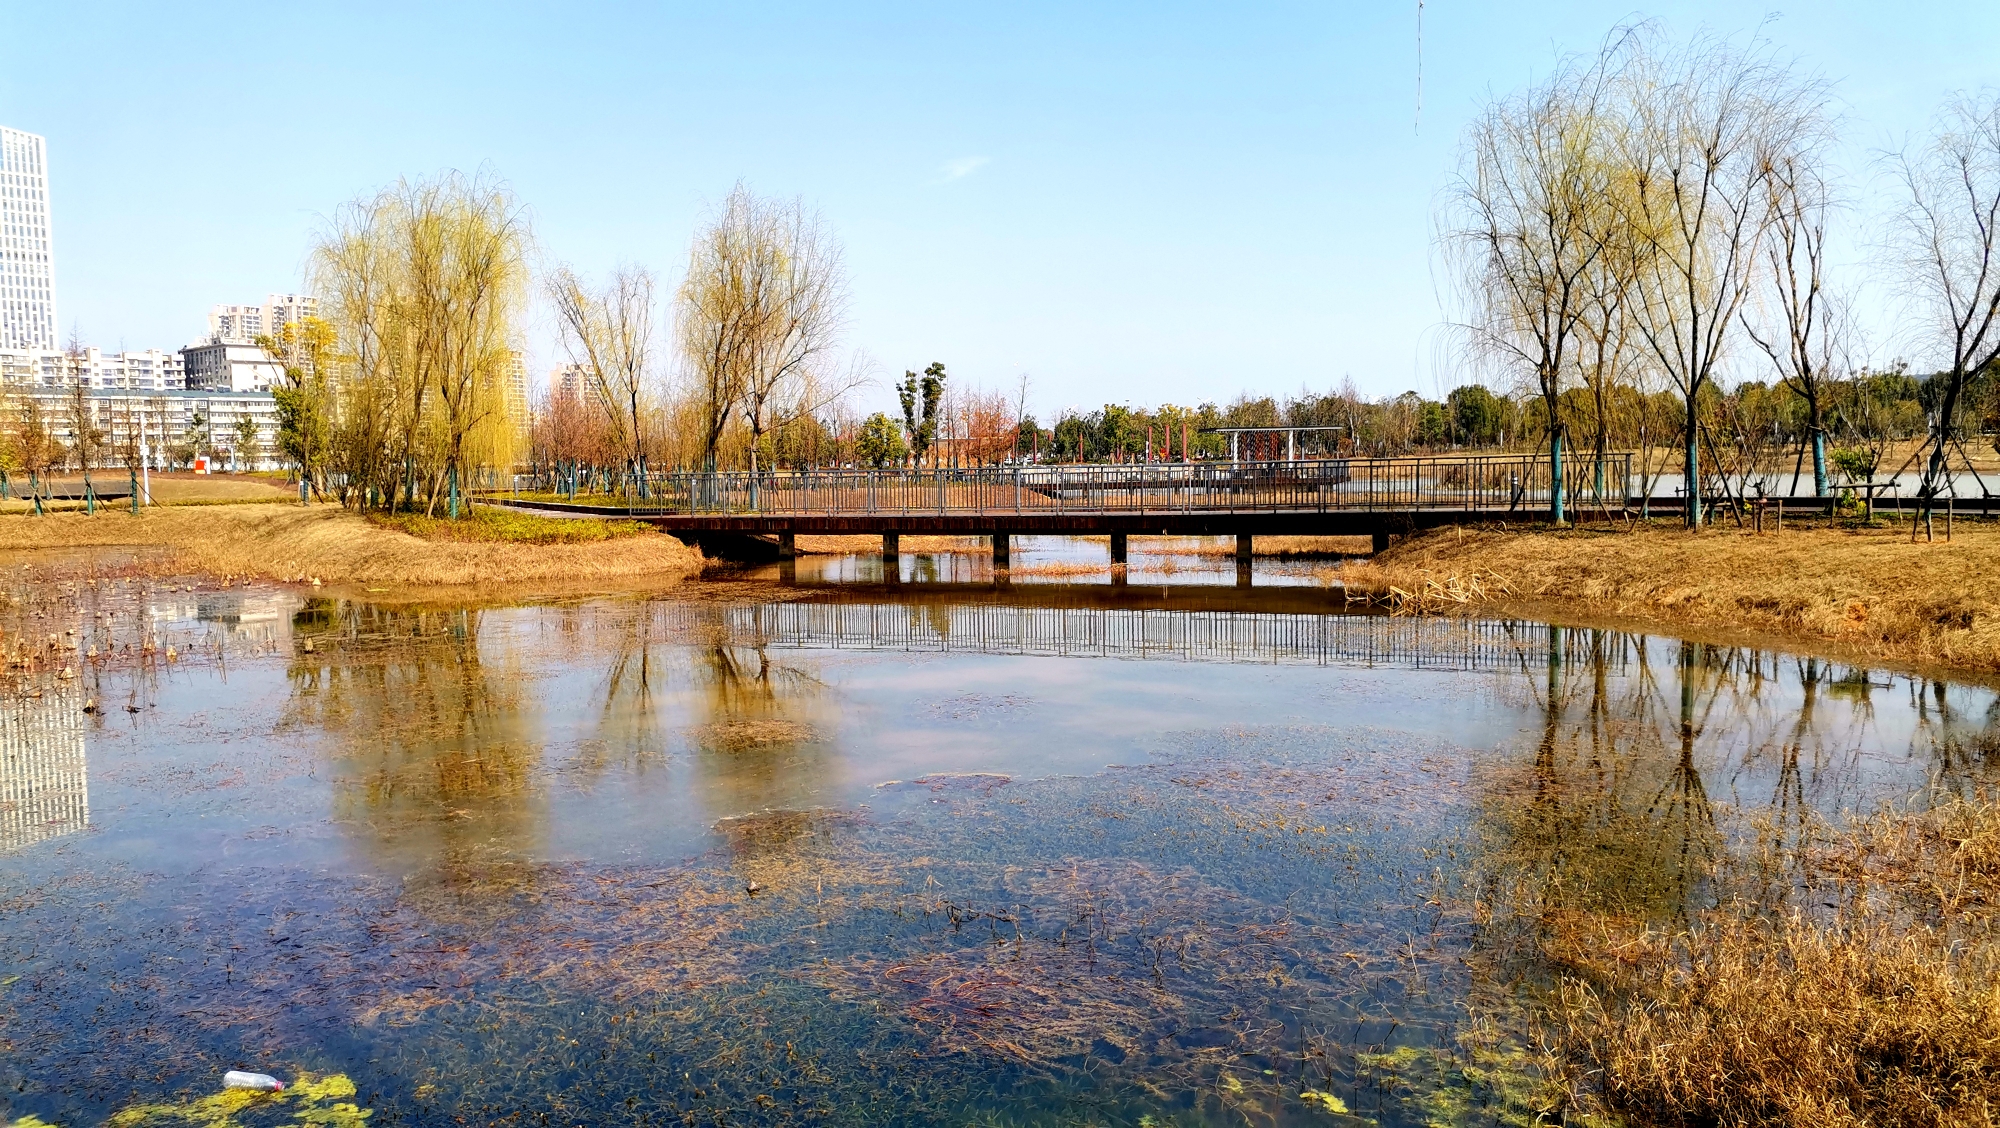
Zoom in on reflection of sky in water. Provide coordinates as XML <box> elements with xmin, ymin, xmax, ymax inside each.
<box><xmin>19</xmin><ymin>590</ymin><xmax>1993</xmax><ymax>878</ymax></box>
<box><xmin>3</xmin><ymin>571</ymin><xmax>1998</xmax><ymax>1126</ymax></box>
<box><xmin>776</xmin><ymin>535</ymin><xmax>1336</xmax><ymax>586</ymax></box>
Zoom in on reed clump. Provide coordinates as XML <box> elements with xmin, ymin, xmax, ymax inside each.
<box><xmin>1548</xmin><ymin>793</ymin><xmax>2000</xmax><ymax>1128</ymax></box>
<box><xmin>0</xmin><ymin>504</ymin><xmax>703</xmax><ymax>589</ymax></box>
<box><xmin>1348</xmin><ymin>521</ymin><xmax>2000</xmax><ymax>673</ymax></box>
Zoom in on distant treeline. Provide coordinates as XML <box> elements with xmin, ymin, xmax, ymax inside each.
<box><xmin>1016</xmin><ymin>362</ymin><xmax>1988</xmax><ymax>475</ymax></box>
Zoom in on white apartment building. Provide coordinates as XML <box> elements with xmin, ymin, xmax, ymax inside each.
<box><xmin>0</xmin><ymin>346</ymin><xmax>183</xmax><ymax>391</ymax></box>
<box><xmin>0</xmin><ymin>127</ymin><xmax>57</xmax><ymax>352</ymax></box>
<box><xmin>0</xmin><ymin>345</ymin><xmax>66</xmax><ymax>387</ymax></box>
<box><xmin>12</xmin><ymin>387</ymin><xmax>282</xmax><ymax>472</ymax></box>
<box><xmin>207</xmin><ymin>294</ymin><xmax>317</xmax><ymax>340</ymax></box>
<box><xmin>181</xmin><ymin>338</ymin><xmax>282</xmax><ymax>392</ymax></box>
<box><xmin>77</xmin><ymin>347</ymin><xmax>182</xmax><ymax>391</ymax></box>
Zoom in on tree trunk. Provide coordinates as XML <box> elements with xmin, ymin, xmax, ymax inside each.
<box><xmin>1550</xmin><ymin>430</ymin><xmax>1566</xmax><ymax>524</ymax></box>
<box><xmin>1684</xmin><ymin>404</ymin><xmax>1702</xmax><ymax>529</ymax></box>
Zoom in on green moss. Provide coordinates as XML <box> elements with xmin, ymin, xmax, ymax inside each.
<box><xmin>101</xmin><ymin>1073</ymin><xmax>371</xmax><ymax>1128</ymax></box>
<box><xmin>1356</xmin><ymin>1043</ymin><xmax>1610</xmax><ymax>1128</ymax></box>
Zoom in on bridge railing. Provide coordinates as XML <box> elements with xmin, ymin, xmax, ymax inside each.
<box><xmin>620</xmin><ymin>453</ymin><xmax>1632</xmax><ymax>517</ymax></box>
<box><xmin>659</xmin><ymin>600</ymin><xmax>1631</xmax><ymax>673</ymax></box>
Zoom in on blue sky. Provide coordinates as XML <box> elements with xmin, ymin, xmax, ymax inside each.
<box><xmin>4</xmin><ymin>2</ymin><xmax>1997</xmax><ymax>417</ymax></box>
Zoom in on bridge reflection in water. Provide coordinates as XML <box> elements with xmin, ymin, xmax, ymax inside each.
<box><xmin>666</xmin><ymin>597</ymin><xmax>1613</xmax><ymax>674</ymax></box>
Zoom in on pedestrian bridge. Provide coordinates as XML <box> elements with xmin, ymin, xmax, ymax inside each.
<box><xmin>513</xmin><ymin>453</ymin><xmax>1635</xmax><ymax>559</ymax></box>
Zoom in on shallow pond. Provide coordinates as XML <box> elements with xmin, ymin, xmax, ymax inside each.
<box><xmin>2</xmin><ymin>542</ymin><xmax>1994</xmax><ymax>1126</ymax></box>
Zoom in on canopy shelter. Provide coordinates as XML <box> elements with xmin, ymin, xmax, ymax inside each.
<box><xmin>1199</xmin><ymin>426</ymin><xmax>1345</xmax><ymax>462</ymax></box>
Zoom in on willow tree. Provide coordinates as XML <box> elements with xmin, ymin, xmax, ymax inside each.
<box><xmin>549</xmin><ymin>265</ymin><xmax>656</xmax><ymax>494</ymax></box>
<box><xmin>310</xmin><ymin>192</ymin><xmax>403</xmax><ymax>506</ymax></box>
<box><xmin>1893</xmin><ymin>93</ymin><xmax>2000</xmax><ymax>536</ymax></box>
<box><xmin>1616</xmin><ymin>33</ymin><xmax>1824</xmax><ymax>527</ymax></box>
<box><xmin>262</xmin><ymin>314</ymin><xmax>336</xmax><ymax>499</ymax></box>
<box><xmin>403</xmin><ymin>176</ymin><xmax>529</xmax><ymax>516</ymax></box>
<box><xmin>310</xmin><ymin>172</ymin><xmax>528</xmax><ymax>516</ymax></box>
<box><xmin>676</xmin><ymin>183</ymin><xmax>849</xmax><ymax>476</ymax></box>
<box><xmin>1744</xmin><ymin>141</ymin><xmax>1845</xmax><ymax>501</ymax></box>
<box><xmin>1447</xmin><ymin>46</ymin><xmax>1624</xmax><ymax>523</ymax></box>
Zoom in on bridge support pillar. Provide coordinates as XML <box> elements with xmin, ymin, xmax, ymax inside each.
<box><xmin>1371</xmin><ymin>529</ymin><xmax>1389</xmax><ymax>554</ymax></box>
<box><xmin>1109</xmin><ymin>532</ymin><xmax>1128</xmax><ymax>565</ymax></box>
<box><xmin>777</xmin><ymin>532</ymin><xmax>795</xmax><ymax>559</ymax></box>
<box><xmin>992</xmin><ymin>532</ymin><xmax>1010</xmax><ymax>568</ymax></box>
<box><xmin>1235</xmin><ymin>534</ymin><xmax>1252</xmax><ymax>565</ymax></box>
<box><xmin>882</xmin><ymin>532</ymin><xmax>900</xmax><ymax>583</ymax></box>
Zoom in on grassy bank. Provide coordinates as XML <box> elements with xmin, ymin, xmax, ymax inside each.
<box><xmin>367</xmin><ymin>506</ymin><xmax>657</xmax><ymax>545</ymax></box>
<box><xmin>1347</xmin><ymin>520</ymin><xmax>2000</xmax><ymax>675</ymax></box>
<box><xmin>1525</xmin><ymin>792</ymin><xmax>2000</xmax><ymax>1127</ymax></box>
<box><xmin>0</xmin><ymin>502</ymin><xmax>703</xmax><ymax>588</ymax></box>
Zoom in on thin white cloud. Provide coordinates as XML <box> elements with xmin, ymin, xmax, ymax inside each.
<box><xmin>934</xmin><ymin>156</ymin><xmax>990</xmax><ymax>184</ymax></box>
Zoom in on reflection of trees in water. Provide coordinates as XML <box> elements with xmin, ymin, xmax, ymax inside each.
<box><xmin>1913</xmin><ymin>676</ymin><xmax>2000</xmax><ymax>790</ymax></box>
<box><xmin>1480</xmin><ymin>628</ymin><xmax>2000</xmax><ymax>935</ymax></box>
<box><xmin>566</xmin><ymin>601</ymin><xmax>672</xmax><ymax>782</ymax></box>
<box><xmin>684</xmin><ymin>620</ymin><xmax>840</xmax><ymax>820</ymax></box>
<box><xmin>1485</xmin><ymin>629</ymin><xmax>1720</xmax><ymax>928</ymax></box>
<box><xmin>285</xmin><ymin>599</ymin><xmax>544</xmax><ymax>902</ymax></box>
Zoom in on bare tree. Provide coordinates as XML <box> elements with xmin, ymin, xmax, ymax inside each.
<box><xmin>63</xmin><ymin>332</ymin><xmax>101</xmax><ymax>507</ymax></box>
<box><xmin>551</xmin><ymin>265</ymin><xmax>657</xmax><ymax>493</ymax></box>
<box><xmin>678</xmin><ymin>186</ymin><xmax>762</xmax><ymax>470</ymax></box>
<box><xmin>1616</xmin><ymin>33</ymin><xmax>1825</xmax><ymax>527</ymax></box>
<box><xmin>1744</xmin><ymin>140</ymin><xmax>1846</xmax><ymax>500</ymax></box>
<box><xmin>1446</xmin><ymin>43</ymin><xmax>1624</xmax><ymax>522</ymax></box>
<box><xmin>1574</xmin><ymin>190</ymin><xmax>1644</xmax><ymax>510</ymax></box>
<box><xmin>1891</xmin><ymin>92</ymin><xmax>2000</xmax><ymax>532</ymax></box>
<box><xmin>738</xmin><ymin>201</ymin><xmax>847</xmax><ymax>478</ymax></box>
<box><xmin>676</xmin><ymin>184</ymin><xmax>850</xmax><ymax>479</ymax></box>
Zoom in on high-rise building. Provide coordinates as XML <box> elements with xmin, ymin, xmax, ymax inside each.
<box><xmin>551</xmin><ymin>362</ymin><xmax>588</xmax><ymax>398</ymax></box>
<box><xmin>0</xmin><ymin>126</ymin><xmax>57</xmax><ymax>352</ymax></box>
<box><xmin>502</xmin><ymin>350</ymin><xmax>530</xmax><ymax>420</ymax></box>
<box><xmin>207</xmin><ymin>294</ymin><xmax>317</xmax><ymax>340</ymax></box>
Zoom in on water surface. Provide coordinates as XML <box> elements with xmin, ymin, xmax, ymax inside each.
<box><xmin>2</xmin><ymin>544</ymin><xmax>1993</xmax><ymax>1126</ymax></box>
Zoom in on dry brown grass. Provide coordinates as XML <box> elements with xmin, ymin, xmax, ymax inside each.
<box><xmin>0</xmin><ymin>502</ymin><xmax>703</xmax><ymax>589</ymax></box>
<box><xmin>1346</xmin><ymin>520</ymin><xmax>2000</xmax><ymax>674</ymax></box>
<box><xmin>0</xmin><ymin>472</ymin><xmax>297</xmax><ymax>512</ymax></box>
<box><xmin>1135</xmin><ymin>534</ymin><xmax>1376</xmax><ymax>558</ymax></box>
<box><xmin>1549</xmin><ymin>793</ymin><xmax>2000</xmax><ymax>1128</ymax></box>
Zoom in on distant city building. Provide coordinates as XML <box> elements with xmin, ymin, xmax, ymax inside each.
<box><xmin>551</xmin><ymin>362</ymin><xmax>588</xmax><ymax>398</ymax></box>
<box><xmin>76</xmin><ymin>347</ymin><xmax>183</xmax><ymax>391</ymax></box>
<box><xmin>503</xmin><ymin>350</ymin><xmax>530</xmax><ymax>420</ymax></box>
<box><xmin>0</xmin><ymin>345</ymin><xmax>183</xmax><ymax>391</ymax></box>
<box><xmin>10</xmin><ymin>386</ymin><xmax>281</xmax><ymax>472</ymax></box>
<box><xmin>0</xmin><ymin>126</ymin><xmax>57</xmax><ymax>352</ymax></box>
<box><xmin>0</xmin><ymin>345</ymin><xmax>67</xmax><ymax>387</ymax></box>
<box><xmin>206</xmin><ymin>294</ymin><xmax>317</xmax><ymax>341</ymax></box>
<box><xmin>181</xmin><ymin>337</ymin><xmax>284</xmax><ymax>392</ymax></box>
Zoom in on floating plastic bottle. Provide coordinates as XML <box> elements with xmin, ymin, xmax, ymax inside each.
<box><xmin>223</xmin><ymin>1071</ymin><xmax>285</xmax><ymax>1092</ymax></box>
